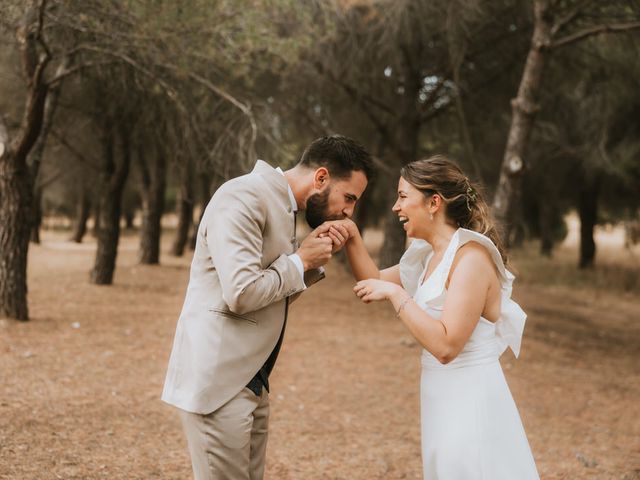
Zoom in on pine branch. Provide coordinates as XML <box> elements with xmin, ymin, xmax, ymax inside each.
<box><xmin>552</xmin><ymin>21</ymin><xmax>640</xmax><ymax>49</ymax></box>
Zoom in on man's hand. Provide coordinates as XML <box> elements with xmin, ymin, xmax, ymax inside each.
<box><xmin>297</xmin><ymin>225</ymin><xmax>335</xmax><ymax>270</ymax></box>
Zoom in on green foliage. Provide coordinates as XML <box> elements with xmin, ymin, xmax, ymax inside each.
<box><xmin>1</xmin><ymin>0</ymin><xmax>638</xmax><ymax>251</ymax></box>
<box><xmin>527</xmin><ymin>31</ymin><xmax>640</xmax><ymax>226</ymax></box>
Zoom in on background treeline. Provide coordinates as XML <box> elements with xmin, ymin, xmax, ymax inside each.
<box><xmin>1</xmin><ymin>0</ymin><xmax>639</xmax><ymax>321</ymax></box>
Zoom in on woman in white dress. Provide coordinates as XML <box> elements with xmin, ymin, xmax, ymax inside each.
<box><xmin>328</xmin><ymin>156</ymin><xmax>539</xmax><ymax>479</ymax></box>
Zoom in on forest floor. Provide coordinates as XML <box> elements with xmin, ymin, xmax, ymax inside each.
<box><xmin>1</xmin><ymin>222</ymin><xmax>639</xmax><ymax>480</ymax></box>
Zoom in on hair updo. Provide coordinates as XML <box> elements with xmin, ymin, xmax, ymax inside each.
<box><xmin>400</xmin><ymin>155</ymin><xmax>507</xmax><ymax>263</ymax></box>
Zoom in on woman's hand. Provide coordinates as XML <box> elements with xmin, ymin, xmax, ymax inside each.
<box><xmin>353</xmin><ymin>279</ymin><xmax>402</xmax><ymax>303</ymax></box>
<box><xmin>326</xmin><ymin>218</ymin><xmax>359</xmax><ymax>240</ymax></box>
<box><xmin>327</xmin><ymin>223</ymin><xmax>350</xmax><ymax>253</ymax></box>
<box><xmin>319</xmin><ymin>219</ymin><xmax>359</xmax><ymax>253</ymax></box>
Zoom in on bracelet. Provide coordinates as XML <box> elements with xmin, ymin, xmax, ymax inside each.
<box><xmin>395</xmin><ymin>296</ymin><xmax>412</xmax><ymax>317</ymax></box>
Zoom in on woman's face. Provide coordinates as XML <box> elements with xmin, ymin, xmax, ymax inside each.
<box><xmin>392</xmin><ymin>177</ymin><xmax>431</xmax><ymax>238</ymax></box>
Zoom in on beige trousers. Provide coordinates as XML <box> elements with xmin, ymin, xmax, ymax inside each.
<box><xmin>179</xmin><ymin>387</ymin><xmax>270</xmax><ymax>480</ymax></box>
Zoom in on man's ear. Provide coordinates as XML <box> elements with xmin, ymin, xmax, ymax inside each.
<box><xmin>313</xmin><ymin>167</ymin><xmax>330</xmax><ymax>190</ymax></box>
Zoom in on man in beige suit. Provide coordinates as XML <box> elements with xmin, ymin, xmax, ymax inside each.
<box><xmin>162</xmin><ymin>135</ymin><xmax>373</xmax><ymax>479</ymax></box>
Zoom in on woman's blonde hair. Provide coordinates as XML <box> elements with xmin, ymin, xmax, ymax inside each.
<box><xmin>400</xmin><ymin>155</ymin><xmax>507</xmax><ymax>263</ymax></box>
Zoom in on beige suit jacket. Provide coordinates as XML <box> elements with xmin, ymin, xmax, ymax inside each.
<box><xmin>162</xmin><ymin>160</ymin><xmax>322</xmax><ymax>414</ymax></box>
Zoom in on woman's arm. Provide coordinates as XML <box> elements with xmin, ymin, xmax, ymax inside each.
<box><xmin>355</xmin><ymin>243</ymin><xmax>493</xmax><ymax>364</ymax></box>
<box><xmin>327</xmin><ymin>219</ymin><xmax>400</xmax><ymax>284</ymax></box>
<box><xmin>380</xmin><ymin>265</ymin><xmax>401</xmax><ymax>284</ymax></box>
<box><xmin>344</xmin><ymin>227</ymin><xmax>380</xmax><ymax>280</ymax></box>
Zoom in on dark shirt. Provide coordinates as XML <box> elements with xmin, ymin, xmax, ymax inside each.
<box><xmin>246</xmin><ymin>298</ymin><xmax>288</xmax><ymax>396</ymax></box>
<box><xmin>247</xmin><ymin>191</ymin><xmax>296</xmax><ymax>397</ymax></box>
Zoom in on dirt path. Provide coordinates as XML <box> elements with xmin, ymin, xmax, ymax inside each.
<box><xmin>1</xmin><ymin>232</ymin><xmax>638</xmax><ymax>479</ymax></box>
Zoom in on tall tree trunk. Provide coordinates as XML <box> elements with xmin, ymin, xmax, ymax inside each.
<box><xmin>509</xmin><ymin>207</ymin><xmax>527</xmax><ymax>249</ymax></box>
<box><xmin>355</xmin><ymin>136</ymin><xmax>388</xmax><ymax>237</ymax></box>
<box><xmin>172</xmin><ymin>157</ymin><xmax>194</xmax><ymax>257</ymax></box>
<box><xmin>450</xmin><ymin>47</ymin><xmax>483</xmax><ymax>183</ymax></box>
<box><xmin>30</xmin><ymin>185</ymin><xmax>43</xmax><ymax>244</ymax></box>
<box><xmin>27</xmin><ymin>59</ymin><xmax>64</xmax><ymax>247</ymax></box>
<box><xmin>0</xmin><ymin>6</ymin><xmax>52</xmax><ymax>320</ymax></box>
<box><xmin>122</xmin><ymin>208</ymin><xmax>135</xmax><ymax>230</ymax></box>
<box><xmin>492</xmin><ymin>0</ymin><xmax>553</xmax><ymax>243</ymax></box>
<box><xmin>91</xmin><ymin>201</ymin><xmax>100</xmax><ymax>237</ymax></box>
<box><xmin>538</xmin><ymin>198</ymin><xmax>553</xmax><ymax>257</ymax></box>
<box><xmin>379</xmin><ymin>183</ymin><xmax>408</xmax><ymax>268</ymax></box>
<box><xmin>354</xmin><ymin>177</ymin><xmax>373</xmax><ymax>233</ymax></box>
<box><xmin>189</xmin><ymin>171</ymin><xmax>214</xmax><ymax>251</ymax></box>
<box><xmin>378</xmin><ymin>71</ymin><xmax>420</xmax><ymax>267</ymax></box>
<box><xmin>139</xmin><ymin>146</ymin><xmax>167</xmax><ymax>264</ymax></box>
<box><xmin>0</xmin><ymin>151</ymin><xmax>33</xmax><ymax>321</ymax></box>
<box><xmin>71</xmin><ymin>187</ymin><xmax>91</xmax><ymax>243</ymax></box>
<box><xmin>90</xmin><ymin>125</ymin><xmax>132</xmax><ymax>284</ymax></box>
<box><xmin>578</xmin><ymin>176</ymin><xmax>599</xmax><ymax>269</ymax></box>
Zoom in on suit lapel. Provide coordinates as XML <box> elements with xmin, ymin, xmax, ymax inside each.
<box><xmin>252</xmin><ymin>160</ymin><xmax>297</xmax><ymax>252</ymax></box>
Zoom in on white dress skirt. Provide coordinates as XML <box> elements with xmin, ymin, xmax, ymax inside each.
<box><xmin>399</xmin><ymin>228</ymin><xmax>539</xmax><ymax>480</ymax></box>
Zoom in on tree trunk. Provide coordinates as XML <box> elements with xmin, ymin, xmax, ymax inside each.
<box><xmin>139</xmin><ymin>146</ymin><xmax>167</xmax><ymax>265</ymax></box>
<box><xmin>354</xmin><ymin>178</ymin><xmax>374</xmax><ymax>234</ymax></box>
<box><xmin>578</xmin><ymin>176</ymin><xmax>599</xmax><ymax>269</ymax></box>
<box><xmin>30</xmin><ymin>186</ymin><xmax>43</xmax><ymax>244</ymax></box>
<box><xmin>378</xmin><ymin>73</ymin><xmax>420</xmax><ymax>267</ymax></box>
<box><xmin>0</xmin><ymin>154</ymin><xmax>33</xmax><ymax>321</ymax></box>
<box><xmin>189</xmin><ymin>171</ymin><xmax>214</xmax><ymax>250</ymax></box>
<box><xmin>451</xmin><ymin>56</ymin><xmax>483</xmax><ymax>183</ymax></box>
<box><xmin>27</xmin><ymin>59</ymin><xmax>64</xmax><ymax>246</ymax></box>
<box><xmin>91</xmin><ymin>185</ymin><xmax>123</xmax><ymax>284</ymax></box>
<box><xmin>90</xmin><ymin>125</ymin><xmax>132</xmax><ymax>285</ymax></box>
<box><xmin>492</xmin><ymin>0</ymin><xmax>553</xmax><ymax>243</ymax></box>
<box><xmin>91</xmin><ymin>201</ymin><xmax>100</xmax><ymax>237</ymax></box>
<box><xmin>0</xmin><ymin>5</ymin><xmax>52</xmax><ymax>320</ymax></box>
<box><xmin>379</xmin><ymin>162</ymin><xmax>410</xmax><ymax>267</ymax></box>
<box><xmin>123</xmin><ymin>209</ymin><xmax>135</xmax><ymax>230</ymax></box>
<box><xmin>508</xmin><ymin>195</ymin><xmax>527</xmax><ymax>249</ymax></box>
<box><xmin>71</xmin><ymin>187</ymin><xmax>91</xmax><ymax>243</ymax></box>
<box><xmin>538</xmin><ymin>199</ymin><xmax>553</xmax><ymax>257</ymax></box>
<box><xmin>172</xmin><ymin>158</ymin><xmax>194</xmax><ymax>257</ymax></box>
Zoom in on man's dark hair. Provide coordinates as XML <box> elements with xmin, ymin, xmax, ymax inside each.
<box><xmin>297</xmin><ymin>135</ymin><xmax>374</xmax><ymax>181</ymax></box>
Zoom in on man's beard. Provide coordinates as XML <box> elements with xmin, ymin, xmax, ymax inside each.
<box><xmin>305</xmin><ymin>188</ymin><xmax>342</xmax><ymax>228</ymax></box>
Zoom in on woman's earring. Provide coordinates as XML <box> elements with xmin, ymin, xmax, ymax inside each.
<box><xmin>430</xmin><ymin>213</ymin><xmax>434</xmax><ymax>221</ymax></box>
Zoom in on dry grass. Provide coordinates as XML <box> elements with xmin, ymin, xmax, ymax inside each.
<box><xmin>0</xmin><ymin>224</ymin><xmax>638</xmax><ymax>479</ymax></box>
<box><xmin>511</xmin><ymin>217</ymin><xmax>640</xmax><ymax>294</ymax></box>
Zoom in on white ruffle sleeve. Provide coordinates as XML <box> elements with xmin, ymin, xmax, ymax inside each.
<box><xmin>401</xmin><ymin>230</ymin><xmax>527</xmax><ymax>358</ymax></box>
<box><xmin>398</xmin><ymin>239</ymin><xmax>432</xmax><ymax>297</ymax></box>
